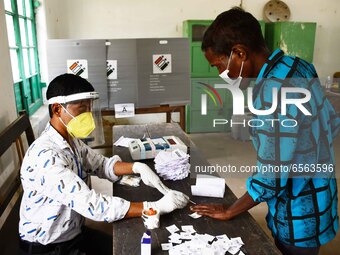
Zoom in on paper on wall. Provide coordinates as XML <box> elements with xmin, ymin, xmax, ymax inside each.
<box><xmin>114</xmin><ymin>103</ymin><xmax>135</xmax><ymax>118</ymax></box>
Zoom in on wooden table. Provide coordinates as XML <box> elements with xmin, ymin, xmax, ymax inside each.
<box><xmin>112</xmin><ymin>123</ymin><xmax>281</xmax><ymax>255</ymax></box>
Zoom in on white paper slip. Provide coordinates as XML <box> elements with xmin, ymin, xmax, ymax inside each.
<box><xmin>114</xmin><ymin>136</ymin><xmax>135</xmax><ymax>147</ymax></box>
<box><xmin>230</xmin><ymin>237</ymin><xmax>244</xmax><ymax>245</ymax></box>
<box><xmin>168</xmin><ymin>232</ymin><xmax>182</xmax><ymax>244</ymax></box>
<box><xmin>169</xmin><ymin>233</ymin><xmax>181</xmax><ymax>240</ymax></box>
<box><xmin>164</xmin><ymin>224</ymin><xmax>246</xmax><ymax>255</ymax></box>
<box><xmin>166</xmin><ymin>224</ymin><xmax>180</xmax><ymax>233</ymax></box>
<box><xmin>203</xmin><ymin>233</ymin><xmax>216</xmax><ymax>242</ymax></box>
<box><xmin>180</xmin><ymin>232</ymin><xmax>193</xmax><ymax>240</ymax></box>
<box><xmin>188</xmin><ymin>212</ymin><xmax>202</xmax><ymax>219</ymax></box>
<box><xmin>216</xmin><ymin>234</ymin><xmax>230</xmax><ymax>241</ymax></box>
<box><xmin>169</xmin><ymin>238</ymin><xmax>182</xmax><ymax>244</ymax></box>
<box><xmin>201</xmin><ymin>247</ymin><xmax>215</xmax><ymax>255</ymax></box>
<box><xmin>161</xmin><ymin>243</ymin><xmax>172</xmax><ymax>251</ymax></box>
<box><xmin>181</xmin><ymin>225</ymin><xmax>196</xmax><ymax>233</ymax></box>
<box><xmin>228</xmin><ymin>246</ymin><xmax>241</xmax><ymax>255</ymax></box>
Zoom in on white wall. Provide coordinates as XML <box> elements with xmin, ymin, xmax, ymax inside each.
<box><xmin>0</xmin><ymin>0</ymin><xmax>23</xmax><ymax>226</ymax></box>
<box><xmin>0</xmin><ymin>1</ymin><xmax>17</xmax><ymax>127</ymax></box>
<box><xmin>41</xmin><ymin>0</ymin><xmax>340</xmax><ymax>80</ymax></box>
<box><xmin>37</xmin><ymin>0</ymin><xmax>340</xmax><ymax>125</ymax></box>
<box><xmin>244</xmin><ymin>0</ymin><xmax>340</xmax><ymax>81</ymax></box>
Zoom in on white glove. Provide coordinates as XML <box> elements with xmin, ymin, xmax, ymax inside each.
<box><xmin>143</xmin><ymin>190</ymin><xmax>189</xmax><ymax>215</ymax></box>
<box><xmin>132</xmin><ymin>162</ymin><xmax>170</xmax><ymax>194</ymax></box>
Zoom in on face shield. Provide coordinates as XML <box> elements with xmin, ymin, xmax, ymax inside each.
<box><xmin>48</xmin><ymin>92</ymin><xmax>105</xmax><ymax>147</ymax></box>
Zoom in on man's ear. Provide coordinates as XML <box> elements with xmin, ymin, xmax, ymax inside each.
<box><xmin>51</xmin><ymin>103</ymin><xmax>62</xmax><ymax>117</ymax></box>
<box><xmin>231</xmin><ymin>44</ymin><xmax>248</xmax><ymax>62</ymax></box>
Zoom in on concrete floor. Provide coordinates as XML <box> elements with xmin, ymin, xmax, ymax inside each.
<box><xmin>89</xmin><ymin>127</ymin><xmax>340</xmax><ymax>255</ymax></box>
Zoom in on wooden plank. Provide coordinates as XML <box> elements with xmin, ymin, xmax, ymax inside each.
<box><xmin>0</xmin><ymin>112</ymin><xmax>34</xmax><ymax>156</ymax></box>
<box><xmin>102</xmin><ymin>105</ymin><xmax>186</xmax><ymax>131</ymax></box>
<box><xmin>0</xmin><ymin>111</ymin><xmax>34</xmax><ymax>216</ymax></box>
<box><xmin>0</xmin><ymin>111</ymin><xmax>34</xmax><ymax>254</ymax></box>
<box><xmin>0</xmin><ymin>193</ymin><xmax>22</xmax><ymax>254</ymax></box>
<box><xmin>111</xmin><ymin>124</ymin><xmax>281</xmax><ymax>255</ymax></box>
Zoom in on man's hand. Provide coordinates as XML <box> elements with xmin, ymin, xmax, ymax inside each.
<box><xmin>190</xmin><ymin>204</ymin><xmax>231</xmax><ymax>221</ymax></box>
<box><xmin>132</xmin><ymin>162</ymin><xmax>170</xmax><ymax>194</ymax></box>
<box><xmin>144</xmin><ymin>190</ymin><xmax>189</xmax><ymax>215</ymax></box>
<box><xmin>190</xmin><ymin>192</ymin><xmax>260</xmax><ymax>221</ymax></box>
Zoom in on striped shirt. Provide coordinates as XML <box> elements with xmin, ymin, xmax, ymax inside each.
<box><xmin>19</xmin><ymin>122</ymin><xmax>130</xmax><ymax>244</ymax></box>
<box><xmin>246</xmin><ymin>49</ymin><xmax>340</xmax><ymax>247</ymax></box>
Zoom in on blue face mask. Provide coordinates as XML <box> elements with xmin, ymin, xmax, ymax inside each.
<box><xmin>219</xmin><ymin>51</ymin><xmax>244</xmax><ymax>87</ymax></box>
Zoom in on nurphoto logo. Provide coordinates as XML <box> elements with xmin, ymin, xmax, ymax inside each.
<box><xmin>199</xmin><ymin>81</ymin><xmax>312</xmax><ymax>128</ymax></box>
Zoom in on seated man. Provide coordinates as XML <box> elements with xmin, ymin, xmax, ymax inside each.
<box><xmin>19</xmin><ymin>73</ymin><xmax>189</xmax><ymax>255</ymax></box>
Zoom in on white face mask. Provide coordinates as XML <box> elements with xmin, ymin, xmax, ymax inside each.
<box><xmin>219</xmin><ymin>51</ymin><xmax>244</xmax><ymax>87</ymax></box>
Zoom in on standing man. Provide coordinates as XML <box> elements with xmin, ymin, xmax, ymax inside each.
<box><xmin>19</xmin><ymin>73</ymin><xmax>189</xmax><ymax>255</ymax></box>
<box><xmin>191</xmin><ymin>7</ymin><xmax>340</xmax><ymax>255</ymax></box>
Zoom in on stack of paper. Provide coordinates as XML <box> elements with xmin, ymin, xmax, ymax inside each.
<box><xmin>162</xmin><ymin>224</ymin><xmax>245</xmax><ymax>255</ymax></box>
<box><xmin>154</xmin><ymin>149</ymin><xmax>190</xmax><ymax>181</ymax></box>
<box><xmin>191</xmin><ymin>174</ymin><xmax>225</xmax><ymax>198</ymax></box>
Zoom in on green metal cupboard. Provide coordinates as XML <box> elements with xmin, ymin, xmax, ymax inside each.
<box><xmin>265</xmin><ymin>22</ymin><xmax>316</xmax><ymax>63</ymax></box>
<box><xmin>189</xmin><ymin>78</ymin><xmax>233</xmax><ymax>133</ymax></box>
<box><xmin>183</xmin><ymin>20</ymin><xmax>218</xmax><ymax>78</ymax></box>
<box><xmin>183</xmin><ymin>20</ymin><xmax>265</xmax><ymax>133</ymax></box>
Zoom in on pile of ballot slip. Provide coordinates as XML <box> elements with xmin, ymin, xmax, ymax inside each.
<box><xmin>162</xmin><ymin>224</ymin><xmax>245</xmax><ymax>255</ymax></box>
<box><xmin>154</xmin><ymin>149</ymin><xmax>190</xmax><ymax>181</ymax></box>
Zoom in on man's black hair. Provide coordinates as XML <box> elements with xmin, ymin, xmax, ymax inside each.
<box><xmin>202</xmin><ymin>7</ymin><xmax>267</xmax><ymax>56</ymax></box>
<box><xmin>46</xmin><ymin>73</ymin><xmax>94</xmax><ymax>117</ymax></box>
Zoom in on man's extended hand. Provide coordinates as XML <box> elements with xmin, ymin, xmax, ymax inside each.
<box><xmin>190</xmin><ymin>204</ymin><xmax>231</xmax><ymax>221</ymax></box>
<box><xmin>144</xmin><ymin>190</ymin><xmax>189</xmax><ymax>215</ymax></box>
<box><xmin>190</xmin><ymin>192</ymin><xmax>260</xmax><ymax>221</ymax></box>
<box><xmin>132</xmin><ymin>162</ymin><xmax>170</xmax><ymax>194</ymax></box>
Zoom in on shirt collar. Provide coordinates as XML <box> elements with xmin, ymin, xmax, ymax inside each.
<box><xmin>256</xmin><ymin>48</ymin><xmax>284</xmax><ymax>83</ymax></box>
<box><xmin>44</xmin><ymin>122</ymin><xmax>73</xmax><ymax>150</ymax></box>
<box><xmin>252</xmin><ymin>49</ymin><xmax>284</xmax><ymax>100</ymax></box>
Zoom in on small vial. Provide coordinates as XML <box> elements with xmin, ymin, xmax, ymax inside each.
<box><xmin>141</xmin><ymin>230</ymin><xmax>151</xmax><ymax>255</ymax></box>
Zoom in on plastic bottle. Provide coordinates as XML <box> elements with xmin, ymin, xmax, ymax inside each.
<box><xmin>141</xmin><ymin>230</ymin><xmax>151</xmax><ymax>255</ymax></box>
<box><xmin>324</xmin><ymin>76</ymin><xmax>332</xmax><ymax>90</ymax></box>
